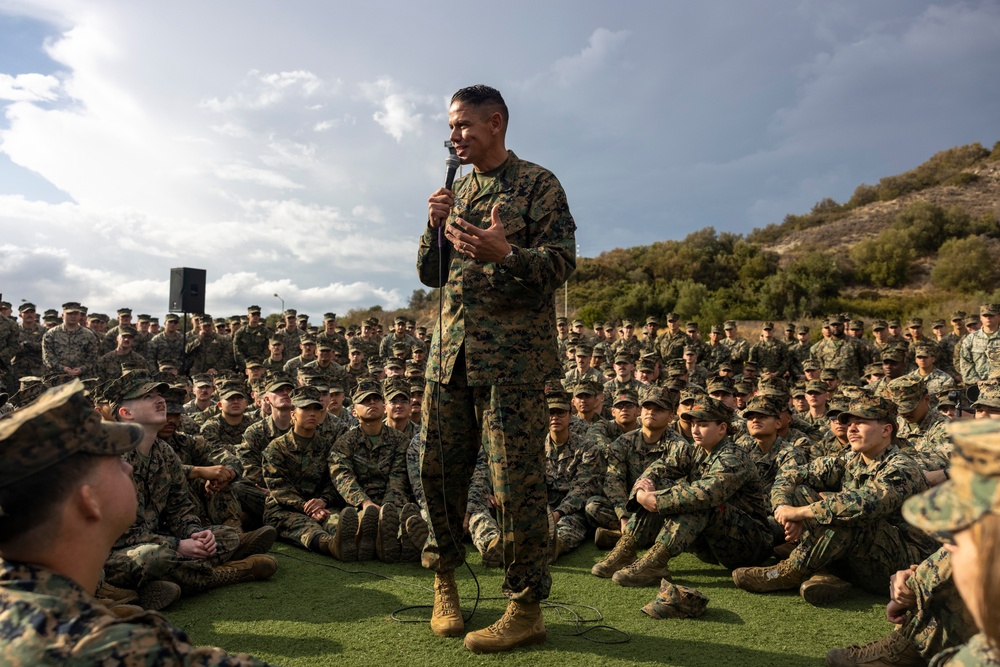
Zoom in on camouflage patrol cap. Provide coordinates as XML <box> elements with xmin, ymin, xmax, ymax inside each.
<box><xmin>604</xmin><ymin>321</ymin><xmax>616</xmax><ymax>331</ymax></box>
<box><xmin>757</xmin><ymin>376</ymin><xmax>788</xmax><ymax>396</ymax></box>
<box><xmin>705</xmin><ymin>376</ymin><xmax>735</xmax><ymax>395</ymax></box>
<box><xmin>0</xmin><ymin>381</ymin><xmax>143</xmax><ymax>489</ymax></box>
<box><xmin>107</xmin><ymin>372</ymin><xmax>169</xmax><ymax>406</ymax></box>
<box><xmin>61</xmin><ymin>301</ymin><xmax>84</xmax><ymax>313</ymax></box>
<box><xmin>192</xmin><ymin>374</ymin><xmax>214</xmax><ymax>389</ymax></box>
<box><xmin>825</xmin><ymin>394</ymin><xmax>851</xmax><ymax>418</ymax></box>
<box><xmin>885</xmin><ymin>376</ymin><xmax>927</xmax><ymax>413</ymax></box>
<box><xmin>931</xmin><ymin>319</ymin><xmax>946</xmax><ymax>329</ymax></box>
<box><xmin>299</xmin><ymin>336</ymin><xmax>317</xmax><ymax>346</ymax></box>
<box><xmin>164</xmin><ymin>313</ymin><xmax>180</xmax><ymax>323</ymax></box>
<box><xmin>571</xmin><ymin>319</ymin><xmax>584</xmax><ymax>327</ymax></box>
<box><xmin>881</xmin><ymin>348</ymin><xmax>906</xmax><ymax>364</ymax></box>
<box><xmin>791</xmin><ymin>382</ymin><xmax>806</xmax><ymax>398</ymax></box>
<box><xmin>283</xmin><ymin>309</ymin><xmax>297</xmax><ymax>318</ymax></box>
<box><xmin>570</xmin><ymin>379</ymin><xmax>603</xmax><ymax>397</ymax></box>
<box><xmin>966</xmin><ymin>315</ymin><xmax>980</xmax><ymax>326</ymax></box>
<box><xmin>935</xmin><ymin>388</ymin><xmax>958</xmax><ymax>408</ymax></box>
<box><xmin>636</xmin><ymin>358</ymin><xmax>656</xmax><ymax>372</ymax></box>
<box><xmin>950</xmin><ymin>311</ymin><xmax>966</xmax><ymax>322</ymax></box>
<box><xmin>385</xmin><ymin>357</ymin><xmax>404</xmax><ymax>370</ymax></box>
<box><xmin>592</xmin><ymin>344</ymin><xmax>609</xmax><ymax>359</ymax></box>
<box><xmin>685</xmin><ymin>321</ymin><xmax>698</xmax><ymax>331</ymax></box>
<box><xmin>575</xmin><ymin>342</ymin><xmax>594</xmax><ymax>356</ymax></box>
<box><xmin>980</xmin><ymin>304</ymin><xmax>1000</xmax><ymax>316</ymax></box>
<box><xmin>336</xmin><ymin>325</ymin><xmax>347</xmax><ymax>334</ymax></box>
<box><xmin>742</xmin><ymin>395</ymin><xmax>781</xmax><ymax>418</ymax></box>
<box><xmin>84</xmin><ymin>313</ymin><xmax>100</xmax><ymax>322</ymax></box>
<box><xmin>593</xmin><ymin>322</ymin><xmax>605</xmax><ymax>330</ymax></box>
<box><xmin>743</xmin><ymin>361</ymin><xmax>758</xmax><ymax>371</ymax></box>
<box><xmin>733</xmin><ymin>379</ymin><xmax>754</xmax><ymax>396</ymax></box>
<box><xmin>641</xmin><ymin>580</ymin><xmax>709</xmax><ymax>620</ymax></box>
<box><xmin>871</xmin><ymin>319</ymin><xmax>888</xmax><ymax>331</ymax></box>
<box><xmin>612</xmin><ymin>388</ymin><xmax>639</xmax><ymax>407</ymax></box>
<box><xmin>796</xmin><ymin>325</ymin><xmax>810</xmax><ymax>335</ymax></box>
<box><xmin>289</xmin><ymin>385</ymin><xmax>324</xmax><ymax>409</ymax></box>
<box><xmin>639</xmin><ymin>385</ymin><xmax>679</xmax><ymax>411</ymax></box>
<box><xmin>116</xmin><ymin>308</ymin><xmax>132</xmax><ymax>316</ymax></box>
<box><xmin>315</xmin><ymin>339</ymin><xmax>334</xmax><ymax>351</ymax></box>
<box><xmin>864</xmin><ymin>363</ymin><xmax>884</xmax><ymax>377</ymax></box>
<box><xmin>837</xmin><ymin>394</ymin><xmax>897</xmax><ymax>425</ymax></box>
<box><xmin>118</xmin><ymin>326</ymin><xmax>137</xmax><ymax>337</ymax></box>
<box><xmin>614</xmin><ymin>353</ymin><xmax>634</xmax><ymax>365</ymax></box>
<box><xmin>679</xmin><ymin>395</ymin><xmax>734</xmax><ymax>424</ymax></box>
<box><xmin>17</xmin><ymin>302</ymin><xmax>36</xmax><ymax>313</ymax></box>
<box><xmin>718</xmin><ymin>361</ymin><xmax>734</xmax><ymax>373</ymax></box>
<box><xmin>621</xmin><ymin>319</ymin><xmax>634</xmax><ymax>328</ymax></box>
<box><xmin>902</xmin><ymin>419</ymin><xmax>1000</xmax><ymax>540</ymax></box>
<box><xmin>352</xmin><ymin>380</ymin><xmax>383</xmax><ymax>404</ymax></box>
<box><xmin>805</xmin><ymin>380</ymin><xmax>830</xmax><ymax>394</ymax></box>
<box><xmin>913</xmin><ymin>341</ymin><xmax>937</xmax><ymax>358</ymax></box>
<box><xmin>761</xmin><ymin>321</ymin><xmax>774</xmax><ymax>330</ymax></box>
<box><xmin>682</xmin><ymin>345</ymin><xmax>698</xmax><ymax>356</ymax></box>
<box><xmin>666</xmin><ymin>313</ymin><xmax>680</xmax><ymax>322</ymax></box>
<box><xmin>723</xmin><ymin>320</ymin><xmax>736</xmax><ymax>330</ymax></box>
<box><xmin>784</xmin><ymin>322</ymin><xmax>795</xmax><ymax>332</ymax></box>
<box><xmin>972</xmin><ymin>383</ymin><xmax>1000</xmax><ymax>410</ymax></box>
<box><xmin>547</xmin><ymin>393</ymin><xmax>571</xmax><ymax>411</ymax></box>
<box><xmin>263</xmin><ymin>373</ymin><xmax>296</xmax><ymax>393</ymax></box>
<box><xmin>710</xmin><ymin>324</ymin><xmax>723</xmax><ymax>334</ymax></box>
<box><xmin>887</xmin><ymin>319</ymin><xmax>901</xmax><ymax>328</ymax></box>
<box><xmin>218</xmin><ymin>382</ymin><xmax>248</xmax><ymax>400</ymax></box>
<box><xmin>556</xmin><ymin>316</ymin><xmax>567</xmax><ymax>325</ymax></box>
<box><xmin>644</xmin><ymin>317</ymin><xmax>657</xmax><ymax>326</ymax></box>
<box><xmin>666</xmin><ymin>359</ymin><xmax>687</xmax><ymax>377</ymax></box>
<box><xmin>849</xmin><ymin>320</ymin><xmax>864</xmax><ymax>331</ymax></box>
<box><xmin>382</xmin><ymin>378</ymin><xmax>411</xmax><ymax>401</ymax></box>
<box><xmin>679</xmin><ymin>387</ymin><xmax>707</xmax><ymax>405</ymax></box>
<box><xmin>907</xmin><ymin>317</ymin><xmax>923</xmax><ymax>328</ymax></box>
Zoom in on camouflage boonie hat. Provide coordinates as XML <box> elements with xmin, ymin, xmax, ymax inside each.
<box><xmin>805</xmin><ymin>380</ymin><xmax>829</xmax><ymax>394</ymax></box>
<box><xmin>0</xmin><ymin>381</ymin><xmax>143</xmax><ymax>489</ymax></box>
<box><xmin>106</xmin><ymin>372</ymin><xmax>169</xmax><ymax>406</ymax></box>
<box><xmin>639</xmin><ymin>385</ymin><xmax>679</xmax><ymax>411</ymax></box>
<box><xmin>886</xmin><ymin>376</ymin><xmax>927</xmax><ymax>413</ymax></box>
<box><xmin>679</xmin><ymin>395</ymin><xmax>734</xmax><ymax>424</ymax></box>
<box><xmin>903</xmin><ymin>419</ymin><xmax>1000</xmax><ymax>540</ymax></box>
<box><xmin>742</xmin><ymin>395</ymin><xmax>780</xmax><ymax>418</ymax></box>
<box><xmin>263</xmin><ymin>373</ymin><xmax>296</xmax><ymax>394</ymax></box>
<box><xmin>612</xmin><ymin>388</ymin><xmax>639</xmax><ymax>407</ymax></box>
<box><xmin>837</xmin><ymin>394</ymin><xmax>897</xmax><ymax>425</ymax></box>
<box><xmin>641</xmin><ymin>580</ymin><xmax>709</xmax><ymax>620</ymax></box>
<box><xmin>705</xmin><ymin>377</ymin><xmax>735</xmax><ymax>395</ymax></box>
<box><xmin>290</xmin><ymin>385</ymin><xmax>324</xmax><ymax>409</ymax></box>
<box><xmin>972</xmin><ymin>383</ymin><xmax>1000</xmax><ymax>410</ymax></box>
<box><xmin>352</xmin><ymin>380</ymin><xmax>383</xmax><ymax>404</ymax></box>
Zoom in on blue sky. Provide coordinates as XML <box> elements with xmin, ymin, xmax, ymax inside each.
<box><xmin>1</xmin><ymin>1</ymin><xmax>998</xmax><ymax>318</ymax></box>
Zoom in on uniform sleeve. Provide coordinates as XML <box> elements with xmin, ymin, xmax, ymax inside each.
<box><xmin>810</xmin><ymin>456</ymin><xmax>924</xmax><ymax>526</ymax></box>
<box><xmin>603</xmin><ymin>435</ymin><xmax>633</xmax><ymax>520</ymax></box>
<box><xmin>382</xmin><ymin>430</ymin><xmax>411</xmax><ymax>508</ymax></box>
<box><xmin>466</xmin><ymin>448</ymin><xmax>493</xmax><ymax>514</ymax></box>
<box><xmin>651</xmin><ymin>447</ymin><xmax>751</xmax><ymax>515</ymax></box>
<box><xmin>554</xmin><ymin>443</ymin><xmax>594</xmax><ymax>517</ymax></box>
<box><xmin>328</xmin><ymin>431</ymin><xmax>372</xmax><ymax>507</ymax></box>
<box><xmin>236</xmin><ymin>425</ymin><xmax>268</xmax><ymax>487</ymax></box>
<box><xmin>262</xmin><ymin>440</ymin><xmax>307</xmax><ymax>512</ymax></box>
<box><xmin>161</xmin><ymin>447</ymin><xmax>206</xmax><ymax>539</ymax></box>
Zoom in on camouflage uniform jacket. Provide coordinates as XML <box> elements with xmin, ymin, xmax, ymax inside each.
<box><xmin>613</xmin><ymin>336</ymin><xmax>642</xmax><ymax>360</ymax></box>
<box><xmin>302</xmin><ymin>359</ymin><xmax>349</xmax><ymax>387</ymax></box>
<box><xmin>603</xmin><ymin>377</ymin><xmax>643</xmax><ymax>401</ymax></box>
<box><xmin>958</xmin><ymin>329</ymin><xmax>1000</xmax><ymax>385</ymax></box>
<box><xmin>786</xmin><ymin>341</ymin><xmax>813</xmax><ymax>378</ymax></box>
<box><xmin>0</xmin><ymin>315</ymin><xmax>18</xmax><ymax>371</ymax></box>
<box><xmin>329</xmin><ymin>424</ymin><xmax>409</xmax><ymax>508</ymax></box>
<box><xmin>704</xmin><ymin>342</ymin><xmax>732</xmax><ymax>372</ymax></box>
<box><xmin>387</xmin><ymin>418</ymin><xmax>419</xmax><ymax>443</ymax></box>
<box><xmin>735</xmin><ymin>434</ymin><xmax>807</xmax><ymax>512</ymax></box>
<box><xmin>185</xmin><ymin>333</ymin><xmax>235</xmax><ymax>375</ymax></box>
<box><xmin>116</xmin><ymin>439</ymin><xmax>204</xmax><ymax>549</ymax></box>
<box><xmin>587</xmin><ymin>419</ymin><xmax>636</xmax><ymax>480</ymax></box>
<box><xmin>232</xmin><ymin>324</ymin><xmax>271</xmax><ymax>369</ymax></box>
<box><xmin>237</xmin><ymin>416</ymin><xmax>291</xmax><ymax>487</ymax></box>
<box><xmin>809</xmin><ymin>432</ymin><xmax>850</xmax><ymax>461</ymax></box>
<box><xmin>263</xmin><ymin>430</ymin><xmax>342</xmax><ymax>512</ymax></box>
<box><xmin>748</xmin><ymin>339</ymin><xmax>790</xmax><ymax>376</ymax></box>
<box><xmin>274</xmin><ymin>327</ymin><xmax>303</xmax><ymax>355</ymax></box>
<box><xmin>317</xmin><ymin>331</ymin><xmax>349</xmax><ymax>362</ymax></box>
<box><xmin>928</xmin><ymin>633</ymin><xmax>1000</xmax><ymax>667</ymax></box>
<box><xmin>896</xmin><ymin>408</ymin><xmax>951</xmax><ymax>472</ymax></box>
<box><xmin>934</xmin><ymin>333</ymin><xmax>959</xmax><ymax>375</ymax></box>
<box><xmin>93</xmin><ymin>349</ymin><xmax>149</xmax><ymax>383</ymax></box>
<box><xmin>771</xmin><ymin>445</ymin><xmax>930</xmax><ymax>535</ymax></box>
<box><xmin>810</xmin><ymin>337</ymin><xmax>868</xmax><ymax>380</ymax></box>
<box><xmin>0</xmin><ymin>560</ymin><xmax>274</xmax><ymax>666</ymax></box>
<box><xmin>164</xmin><ymin>431</ymin><xmax>243</xmax><ymax>479</ymax></box>
<box><xmin>146</xmin><ymin>330</ymin><xmax>185</xmax><ymax>371</ymax></box>
<box><xmin>629</xmin><ymin>437</ymin><xmax>770</xmax><ymax>529</ymax></box>
<box><xmin>282</xmin><ymin>354</ymin><xmax>318</xmax><ymax>375</ymax></box>
<box><xmin>200</xmin><ymin>414</ymin><xmax>256</xmax><ymax>448</ymax></box>
<box><xmin>352</xmin><ymin>337</ymin><xmax>381</xmax><ymax>364</ymax></box>
<box><xmin>721</xmin><ymin>336</ymin><xmax>750</xmax><ymax>366</ymax></box>
<box><xmin>416</xmin><ymin>150</ymin><xmax>576</xmax><ymax>386</ymax></box>
<box><xmin>41</xmin><ymin>325</ymin><xmax>100</xmax><ymax>375</ymax></box>
<box><xmin>563</xmin><ymin>366</ymin><xmax>603</xmax><ymax>385</ymax></box>
<box><xmin>605</xmin><ymin>427</ymin><xmax>688</xmax><ymax>521</ymax></box>
<box><xmin>655</xmin><ymin>331</ymin><xmax>688</xmax><ymax>363</ymax></box>
<box><xmin>905</xmin><ymin>367</ymin><xmax>955</xmax><ymax>398</ymax></box>
<box><xmin>11</xmin><ymin>323</ymin><xmax>45</xmax><ymax>378</ymax></box>
<box><xmin>466</xmin><ymin>447</ymin><xmax>493</xmax><ymax>513</ymax></box>
<box><xmin>545</xmin><ymin>430</ymin><xmax>595</xmax><ymax>516</ymax></box>
<box><xmin>379</xmin><ymin>331</ymin><xmax>419</xmax><ymax>360</ymax></box>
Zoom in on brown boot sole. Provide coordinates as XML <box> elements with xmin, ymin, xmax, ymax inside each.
<box><xmin>464</xmin><ymin>628</ymin><xmax>546</xmax><ymax>654</ymax></box>
<box><xmin>231</xmin><ymin>525</ymin><xmax>277</xmax><ymax>561</ymax></box>
<box><xmin>800</xmin><ymin>579</ymin><xmax>852</xmax><ymax>606</ymax></box>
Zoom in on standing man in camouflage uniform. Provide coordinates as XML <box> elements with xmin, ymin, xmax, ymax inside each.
<box><xmin>749</xmin><ymin>322</ymin><xmax>789</xmax><ymax>379</ymax></box>
<box><xmin>0</xmin><ymin>381</ymin><xmax>279</xmax><ymax>665</ymax></box>
<box><xmin>380</xmin><ymin>316</ymin><xmax>419</xmax><ymax>360</ymax></box>
<box><xmin>233</xmin><ymin>305</ymin><xmax>270</xmax><ymax>372</ymax></box>
<box><xmin>93</xmin><ymin>326</ymin><xmax>149</xmax><ymax>383</ymax></box>
<box><xmin>186</xmin><ymin>316</ymin><xmax>235</xmax><ymax>376</ymax></box>
<box><xmin>317</xmin><ymin>312</ymin><xmax>349</xmax><ymax>363</ymax></box>
<box><xmin>959</xmin><ymin>304</ymin><xmax>1000</xmax><ymax>384</ymax></box>
<box><xmin>41</xmin><ymin>301</ymin><xmax>100</xmax><ymax>378</ymax></box>
<box><xmin>908</xmin><ymin>341</ymin><xmax>955</xmax><ymax>398</ymax></box>
<box><xmin>722</xmin><ymin>320</ymin><xmax>750</xmax><ymax>371</ymax></box>
<box><xmin>10</xmin><ymin>302</ymin><xmax>46</xmax><ymax>383</ymax></box>
<box><xmin>419</xmin><ymin>84</ymin><xmax>575</xmax><ymax>653</ymax></box>
<box><xmin>147</xmin><ymin>313</ymin><xmax>185</xmax><ymax>372</ymax></box>
<box><xmin>812</xmin><ymin>315</ymin><xmax>868</xmax><ymax>381</ymax></box>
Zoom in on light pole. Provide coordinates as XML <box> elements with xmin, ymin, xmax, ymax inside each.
<box><xmin>273</xmin><ymin>293</ymin><xmax>284</xmax><ymax>313</ymax></box>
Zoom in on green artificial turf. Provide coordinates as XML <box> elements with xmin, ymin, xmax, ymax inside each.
<box><xmin>165</xmin><ymin>542</ymin><xmax>892</xmax><ymax>666</ymax></box>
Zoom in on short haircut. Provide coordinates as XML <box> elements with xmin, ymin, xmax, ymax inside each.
<box><xmin>0</xmin><ymin>453</ymin><xmax>101</xmax><ymax>546</ymax></box>
<box><xmin>451</xmin><ymin>84</ymin><xmax>509</xmax><ymax>127</ymax></box>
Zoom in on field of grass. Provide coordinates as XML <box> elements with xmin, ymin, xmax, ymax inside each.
<box><xmin>166</xmin><ymin>542</ymin><xmax>892</xmax><ymax>666</ymax></box>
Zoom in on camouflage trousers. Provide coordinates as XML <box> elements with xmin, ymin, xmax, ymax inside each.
<box><xmin>785</xmin><ymin>486</ymin><xmax>934</xmax><ymax>594</ymax></box>
<box><xmin>469</xmin><ymin>508</ymin><xmax>587</xmax><ymax>554</ymax></box>
<box><xmin>234</xmin><ymin>481</ymin><xmax>268</xmax><ymax>520</ymax></box>
<box><xmin>628</xmin><ymin>504</ymin><xmax>772</xmax><ymax>569</ymax></box>
<box><xmin>405</xmin><ymin>432</ymin><xmax>425</xmax><ymax>513</ymax></box>
<box><xmin>585</xmin><ymin>494</ymin><xmax>620</xmax><ymax>531</ymax></box>
<box><xmin>264</xmin><ymin>506</ymin><xmax>344</xmax><ymax>552</ymax></box>
<box><xmin>900</xmin><ymin>547</ymin><xmax>976</xmax><ymax>659</ymax></box>
<box><xmin>188</xmin><ymin>481</ymin><xmax>243</xmax><ymax>531</ymax></box>
<box><xmin>420</xmin><ymin>368</ymin><xmax>551</xmax><ymax>603</ymax></box>
<box><xmin>104</xmin><ymin>524</ymin><xmax>241</xmax><ymax>592</ymax></box>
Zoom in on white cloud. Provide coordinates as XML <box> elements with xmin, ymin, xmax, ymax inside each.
<box><xmin>550</xmin><ymin>27</ymin><xmax>631</xmax><ymax>87</ymax></box>
<box><xmin>200</xmin><ymin>69</ymin><xmax>325</xmax><ymax>113</ymax></box>
<box><xmin>214</xmin><ymin>162</ymin><xmax>303</xmax><ymax>189</ymax></box>
<box><xmin>0</xmin><ymin>72</ymin><xmax>61</xmax><ymax>101</ymax></box>
<box><xmin>361</xmin><ymin>77</ymin><xmax>431</xmax><ymax>142</ymax></box>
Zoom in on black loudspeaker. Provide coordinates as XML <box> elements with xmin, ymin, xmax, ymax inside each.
<box><xmin>168</xmin><ymin>267</ymin><xmax>206</xmax><ymax>313</ymax></box>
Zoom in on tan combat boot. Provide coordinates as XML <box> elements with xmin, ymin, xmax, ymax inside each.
<box><xmin>375</xmin><ymin>503</ymin><xmax>401</xmax><ymax>563</ymax></box>
<box><xmin>611</xmin><ymin>542</ymin><xmax>672</xmax><ymax>587</ymax></box>
<box><xmin>825</xmin><ymin>630</ymin><xmax>925</xmax><ymax>667</ymax></box>
<box><xmin>357</xmin><ymin>505</ymin><xmax>379</xmax><ymax>561</ymax></box>
<box><xmin>207</xmin><ymin>554</ymin><xmax>277</xmax><ymax>589</ymax></box>
<box><xmin>732</xmin><ymin>559</ymin><xmax>807</xmax><ymax>593</ymax></box>
<box><xmin>800</xmin><ymin>571</ymin><xmax>852</xmax><ymax>606</ymax></box>
<box><xmin>463</xmin><ymin>600</ymin><xmax>547</xmax><ymax>654</ymax></box>
<box><xmin>482</xmin><ymin>535</ymin><xmax>504</xmax><ymax>569</ymax></box>
<box><xmin>594</xmin><ymin>527</ymin><xmax>621</xmax><ymax>550</ymax></box>
<box><xmin>397</xmin><ymin>504</ymin><xmax>421</xmax><ymax>562</ymax></box>
<box><xmin>591</xmin><ymin>533</ymin><xmax>638</xmax><ymax>578</ymax></box>
<box><xmin>329</xmin><ymin>506</ymin><xmax>358</xmax><ymax>561</ymax></box>
<box><xmin>96</xmin><ymin>581</ymin><xmax>138</xmax><ymax>606</ymax></box>
<box><xmin>231</xmin><ymin>525</ymin><xmax>277</xmax><ymax>561</ymax></box>
<box><xmin>430</xmin><ymin>570</ymin><xmax>464</xmax><ymax>637</ymax></box>
<box><xmin>405</xmin><ymin>515</ymin><xmax>429</xmax><ymax>554</ymax></box>
<box><xmin>548</xmin><ymin>536</ymin><xmax>566</xmax><ymax>564</ymax></box>
<box><xmin>107</xmin><ymin>604</ymin><xmax>146</xmax><ymax>619</ymax></box>
<box><xmin>137</xmin><ymin>580</ymin><xmax>182</xmax><ymax>611</ymax></box>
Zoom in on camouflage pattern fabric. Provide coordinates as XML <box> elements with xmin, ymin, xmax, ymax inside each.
<box><xmin>329</xmin><ymin>424</ymin><xmax>409</xmax><ymax>508</ymax></box>
<box><xmin>234</xmin><ymin>416</ymin><xmax>291</xmax><ymax>518</ymax></box>
<box><xmin>0</xmin><ymin>561</ymin><xmax>275</xmax><ymax>666</ymax></box>
<box><xmin>748</xmin><ymin>339</ymin><xmax>789</xmax><ymax>377</ymax></box>
<box><xmin>810</xmin><ymin>337</ymin><xmax>868</xmax><ymax>380</ymax></box>
<box><xmin>164</xmin><ymin>431</ymin><xmax>243</xmax><ymax>530</ymax></box>
<box><xmin>232</xmin><ymin>324</ymin><xmax>271</xmax><ymax>370</ymax></box>
<box><xmin>545</xmin><ymin>430</ymin><xmax>595</xmax><ymax>551</ymax></box>
<box><xmin>957</xmin><ymin>327</ymin><xmax>1000</xmax><ymax>384</ymax></box>
<box><xmin>146</xmin><ymin>330</ymin><xmax>185</xmax><ymax>372</ymax></box>
<box><xmin>735</xmin><ymin>434</ymin><xmax>808</xmax><ymax>512</ymax></box>
<box><xmin>625</xmin><ymin>436</ymin><xmax>772</xmax><ymax>567</ymax></box>
<box><xmin>10</xmin><ymin>323</ymin><xmax>45</xmax><ymax>380</ymax></box>
<box><xmin>93</xmin><ymin>349</ymin><xmax>150</xmax><ymax>384</ymax></box>
<box><xmin>200</xmin><ymin>414</ymin><xmax>256</xmax><ymax>448</ymax></box>
<box><xmin>928</xmin><ymin>633</ymin><xmax>1000</xmax><ymax>666</ymax></box>
<box><xmin>185</xmin><ymin>333</ymin><xmax>236</xmax><ymax>375</ymax></box>
<box><xmin>41</xmin><ymin>324</ymin><xmax>100</xmax><ymax>375</ymax></box>
<box><xmin>906</xmin><ymin>367</ymin><xmax>956</xmax><ymax>400</ymax></box>
<box><xmin>896</xmin><ymin>408</ymin><xmax>952</xmax><ymax>472</ymax></box>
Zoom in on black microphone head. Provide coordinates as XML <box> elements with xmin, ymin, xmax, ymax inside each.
<box><xmin>445</xmin><ymin>154</ymin><xmax>461</xmax><ymax>170</ymax></box>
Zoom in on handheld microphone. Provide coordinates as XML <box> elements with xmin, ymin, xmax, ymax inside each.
<box><xmin>440</xmin><ymin>153</ymin><xmax>461</xmax><ymax>248</ymax></box>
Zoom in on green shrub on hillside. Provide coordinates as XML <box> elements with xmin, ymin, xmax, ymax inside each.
<box><xmin>850</xmin><ymin>228</ymin><xmax>914</xmax><ymax>287</ymax></box>
<box><xmin>874</xmin><ymin>143</ymin><xmax>989</xmax><ymax>201</ymax></box>
<box><xmin>930</xmin><ymin>236</ymin><xmax>998</xmax><ymax>292</ymax></box>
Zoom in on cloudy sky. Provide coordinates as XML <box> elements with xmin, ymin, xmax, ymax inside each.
<box><xmin>1</xmin><ymin>1</ymin><xmax>998</xmax><ymax>319</ymax></box>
